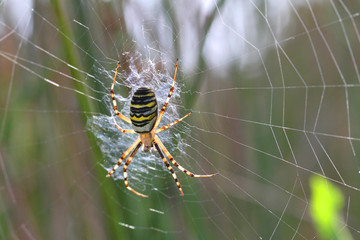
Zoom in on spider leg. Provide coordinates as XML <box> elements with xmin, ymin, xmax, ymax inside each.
<box><xmin>113</xmin><ymin>118</ymin><xmax>135</xmax><ymax>133</ymax></box>
<box><xmin>110</xmin><ymin>61</ymin><xmax>132</xmax><ymax>124</ymax></box>
<box><xmin>123</xmin><ymin>142</ymin><xmax>148</xmax><ymax>198</ymax></box>
<box><xmin>154</xmin><ymin>142</ymin><xmax>184</xmax><ymax>196</ymax></box>
<box><xmin>106</xmin><ymin>138</ymin><xmax>141</xmax><ymax>177</ymax></box>
<box><xmin>155</xmin><ymin>112</ymin><xmax>192</xmax><ymax>134</ymax></box>
<box><xmin>155</xmin><ymin>136</ymin><xmax>217</xmax><ymax>178</ymax></box>
<box><xmin>154</xmin><ymin>59</ymin><xmax>178</xmax><ymax>129</ymax></box>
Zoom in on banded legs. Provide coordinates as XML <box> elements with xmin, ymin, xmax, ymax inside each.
<box><xmin>106</xmin><ymin>136</ymin><xmax>215</xmax><ymax>197</ymax></box>
<box><xmin>112</xmin><ymin>118</ymin><xmax>135</xmax><ymax>133</ymax></box>
<box><xmin>155</xmin><ymin>136</ymin><xmax>217</xmax><ymax>178</ymax></box>
<box><xmin>154</xmin><ymin>59</ymin><xmax>178</xmax><ymax>129</ymax></box>
<box><xmin>156</xmin><ymin>112</ymin><xmax>192</xmax><ymax>134</ymax></box>
<box><xmin>110</xmin><ymin>61</ymin><xmax>132</xmax><ymax>124</ymax></box>
<box><xmin>123</xmin><ymin>142</ymin><xmax>147</xmax><ymax>197</ymax></box>
<box><xmin>106</xmin><ymin>138</ymin><xmax>141</xmax><ymax>177</ymax></box>
<box><xmin>154</xmin><ymin>143</ymin><xmax>184</xmax><ymax>195</ymax></box>
<box><xmin>154</xmin><ymin>136</ymin><xmax>216</xmax><ymax>195</ymax></box>
<box><xmin>106</xmin><ymin>138</ymin><xmax>147</xmax><ymax>198</ymax></box>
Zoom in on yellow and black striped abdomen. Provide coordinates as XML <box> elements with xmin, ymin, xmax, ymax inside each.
<box><xmin>130</xmin><ymin>87</ymin><xmax>158</xmax><ymax>133</ymax></box>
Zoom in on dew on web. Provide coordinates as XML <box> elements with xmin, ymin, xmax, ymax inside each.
<box><xmin>87</xmin><ymin>53</ymin><xmax>186</xmax><ymax>183</ymax></box>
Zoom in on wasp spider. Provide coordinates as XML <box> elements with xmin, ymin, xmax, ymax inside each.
<box><xmin>106</xmin><ymin>59</ymin><xmax>216</xmax><ymax>197</ymax></box>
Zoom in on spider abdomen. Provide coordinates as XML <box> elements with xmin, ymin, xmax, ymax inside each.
<box><xmin>130</xmin><ymin>87</ymin><xmax>158</xmax><ymax>133</ymax></box>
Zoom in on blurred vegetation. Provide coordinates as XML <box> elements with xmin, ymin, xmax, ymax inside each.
<box><xmin>1</xmin><ymin>0</ymin><xmax>360</xmax><ymax>239</ymax></box>
<box><xmin>310</xmin><ymin>175</ymin><xmax>353</xmax><ymax>240</ymax></box>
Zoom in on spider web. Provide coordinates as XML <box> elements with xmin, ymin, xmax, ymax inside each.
<box><xmin>1</xmin><ymin>0</ymin><xmax>360</xmax><ymax>239</ymax></box>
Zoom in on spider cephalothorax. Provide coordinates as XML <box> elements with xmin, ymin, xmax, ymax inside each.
<box><xmin>106</xmin><ymin>59</ymin><xmax>216</xmax><ymax>198</ymax></box>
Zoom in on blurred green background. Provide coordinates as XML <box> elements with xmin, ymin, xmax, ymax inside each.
<box><xmin>1</xmin><ymin>0</ymin><xmax>360</xmax><ymax>239</ymax></box>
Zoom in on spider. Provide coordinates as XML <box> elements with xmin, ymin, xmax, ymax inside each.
<box><xmin>106</xmin><ymin>59</ymin><xmax>216</xmax><ymax>197</ymax></box>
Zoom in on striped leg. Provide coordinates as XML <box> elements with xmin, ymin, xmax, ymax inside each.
<box><xmin>110</xmin><ymin>61</ymin><xmax>131</xmax><ymax>124</ymax></box>
<box><xmin>155</xmin><ymin>136</ymin><xmax>217</xmax><ymax>178</ymax></box>
<box><xmin>123</xmin><ymin>142</ymin><xmax>148</xmax><ymax>198</ymax></box>
<box><xmin>155</xmin><ymin>112</ymin><xmax>192</xmax><ymax>134</ymax></box>
<box><xmin>112</xmin><ymin>118</ymin><xmax>135</xmax><ymax>133</ymax></box>
<box><xmin>154</xmin><ymin>142</ymin><xmax>184</xmax><ymax>196</ymax></box>
<box><xmin>106</xmin><ymin>138</ymin><xmax>141</xmax><ymax>177</ymax></box>
<box><xmin>154</xmin><ymin>59</ymin><xmax>178</xmax><ymax>129</ymax></box>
